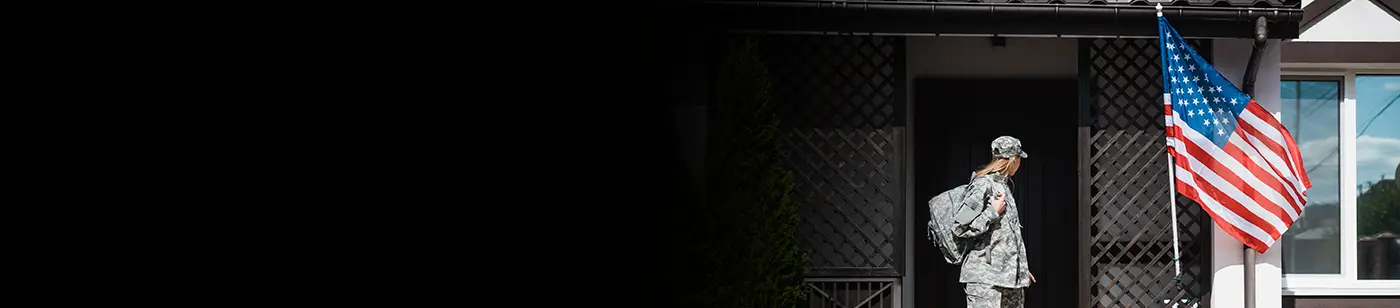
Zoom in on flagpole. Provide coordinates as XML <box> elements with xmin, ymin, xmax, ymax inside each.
<box><xmin>1158</xmin><ymin>4</ymin><xmax>1188</xmax><ymax>307</ymax></box>
<box><xmin>1166</xmin><ymin>95</ymin><xmax>1183</xmax><ymax>283</ymax></box>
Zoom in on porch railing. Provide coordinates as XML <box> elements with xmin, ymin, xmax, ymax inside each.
<box><xmin>806</xmin><ymin>278</ymin><xmax>900</xmax><ymax>308</ymax></box>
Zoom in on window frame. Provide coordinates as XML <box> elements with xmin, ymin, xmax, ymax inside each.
<box><xmin>1278</xmin><ymin>68</ymin><xmax>1400</xmax><ymax>296</ymax></box>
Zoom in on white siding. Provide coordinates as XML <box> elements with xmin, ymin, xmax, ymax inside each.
<box><xmin>1298</xmin><ymin>0</ymin><xmax>1400</xmax><ymax>42</ymax></box>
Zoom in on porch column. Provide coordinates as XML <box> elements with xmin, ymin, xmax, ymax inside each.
<box><xmin>1210</xmin><ymin>38</ymin><xmax>1286</xmax><ymax>308</ymax></box>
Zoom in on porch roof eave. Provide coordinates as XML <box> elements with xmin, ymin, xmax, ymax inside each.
<box><xmin>695</xmin><ymin>1</ymin><xmax>1304</xmax><ymax>39</ymax></box>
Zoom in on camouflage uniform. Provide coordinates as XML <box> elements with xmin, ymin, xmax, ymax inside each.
<box><xmin>954</xmin><ymin>136</ymin><xmax>1031</xmax><ymax>308</ymax></box>
<box><xmin>964</xmin><ymin>282</ymin><xmax>1025</xmax><ymax>308</ymax></box>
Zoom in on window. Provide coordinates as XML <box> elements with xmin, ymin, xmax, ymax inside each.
<box><xmin>1280</xmin><ymin>71</ymin><xmax>1400</xmax><ymax>296</ymax></box>
<box><xmin>1354</xmin><ymin>75</ymin><xmax>1399</xmax><ymax>280</ymax></box>
<box><xmin>1280</xmin><ymin>79</ymin><xmax>1343</xmax><ymax>275</ymax></box>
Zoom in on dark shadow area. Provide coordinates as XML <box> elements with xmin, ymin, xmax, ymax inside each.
<box><xmin>621</xmin><ymin>1</ymin><xmax>714</xmax><ymax>307</ymax></box>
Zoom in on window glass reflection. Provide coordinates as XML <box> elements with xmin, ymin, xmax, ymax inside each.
<box><xmin>1354</xmin><ymin>75</ymin><xmax>1400</xmax><ymax>280</ymax></box>
<box><xmin>1280</xmin><ymin>80</ymin><xmax>1343</xmax><ymax>275</ymax></box>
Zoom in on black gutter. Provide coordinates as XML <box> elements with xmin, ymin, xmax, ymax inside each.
<box><xmin>697</xmin><ymin>1</ymin><xmax>1303</xmax><ymax>39</ymax></box>
<box><xmin>1243</xmin><ymin>16</ymin><xmax>1269</xmax><ymax>96</ymax></box>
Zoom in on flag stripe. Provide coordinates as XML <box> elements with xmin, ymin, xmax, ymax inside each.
<box><xmin>1225</xmin><ymin>137</ymin><xmax>1306</xmax><ymax>218</ymax></box>
<box><xmin>1171</xmin><ymin>125</ymin><xmax>1287</xmax><ymax>237</ymax></box>
<box><xmin>1235</xmin><ymin>112</ymin><xmax>1311</xmax><ymax>205</ymax></box>
<box><xmin>1241</xmin><ymin>103</ymin><xmax>1289</xmax><ymax>146</ymax></box>
<box><xmin>1238</xmin><ymin>114</ymin><xmax>1293</xmax><ymax>169</ymax></box>
<box><xmin>1171</xmin><ymin>122</ymin><xmax>1296</xmax><ymax>228</ymax></box>
<box><xmin>1235</xmin><ymin>120</ymin><xmax>1304</xmax><ymax>192</ymax></box>
<box><xmin>1245</xmin><ymin>101</ymin><xmax>1315</xmax><ymax>190</ymax></box>
<box><xmin>1214</xmin><ymin>133</ymin><xmax>1305</xmax><ymax>220</ymax></box>
<box><xmin>1170</xmin><ymin>115</ymin><xmax>1285</xmax><ymax>199</ymax></box>
<box><xmin>1240</xmin><ymin>104</ymin><xmax>1309</xmax><ymax>187</ymax></box>
<box><xmin>1173</xmin><ymin>165</ymin><xmax>1276</xmax><ymax>249</ymax></box>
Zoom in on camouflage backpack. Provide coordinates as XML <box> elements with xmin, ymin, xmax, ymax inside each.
<box><xmin>926</xmin><ymin>176</ymin><xmax>982</xmax><ymax>265</ymax></box>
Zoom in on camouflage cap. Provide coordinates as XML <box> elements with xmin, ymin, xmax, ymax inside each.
<box><xmin>991</xmin><ymin>136</ymin><xmax>1028</xmax><ymax>159</ymax></box>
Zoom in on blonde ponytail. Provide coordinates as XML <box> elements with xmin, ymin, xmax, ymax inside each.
<box><xmin>974</xmin><ymin>156</ymin><xmax>1022</xmax><ymax>178</ymax></box>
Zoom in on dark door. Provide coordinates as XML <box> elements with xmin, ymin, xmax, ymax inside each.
<box><xmin>914</xmin><ymin>78</ymin><xmax>1080</xmax><ymax>308</ymax></box>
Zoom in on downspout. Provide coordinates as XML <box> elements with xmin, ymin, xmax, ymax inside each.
<box><xmin>1242</xmin><ymin>16</ymin><xmax>1269</xmax><ymax>96</ymax></box>
<box><xmin>1244</xmin><ymin>248</ymin><xmax>1255</xmax><ymax>308</ymax></box>
<box><xmin>1241</xmin><ymin>15</ymin><xmax>1268</xmax><ymax>308</ymax></box>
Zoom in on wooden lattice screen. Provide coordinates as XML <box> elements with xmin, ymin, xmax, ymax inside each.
<box><xmin>750</xmin><ymin>33</ymin><xmax>907</xmax><ymax>278</ymax></box>
<box><xmin>1082</xmin><ymin>38</ymin><xmax>1214</xmax><ymax>307</ymax></box>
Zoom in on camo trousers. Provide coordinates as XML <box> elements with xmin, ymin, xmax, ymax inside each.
<box><xmin>965</xmin><ymin>283</ymin><xmax>1024</xmax><ymax>308</ymax></box>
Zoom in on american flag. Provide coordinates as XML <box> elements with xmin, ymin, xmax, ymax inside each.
<box><xmin>1157</xmin><ymin>16</ymin><xmax>1312</xmax><ymax>253</ymax></box>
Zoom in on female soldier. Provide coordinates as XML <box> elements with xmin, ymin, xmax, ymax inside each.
<box><xmin>954</xmin><ymin>136</ymin><xmax>1036</xmax><ymax>308</ymax></box>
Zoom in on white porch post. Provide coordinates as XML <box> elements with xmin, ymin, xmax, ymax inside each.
<box><xmin>1211</xmin><ymin>38</ymin><xmax>1285</xmax><ymax>308</ymax></box>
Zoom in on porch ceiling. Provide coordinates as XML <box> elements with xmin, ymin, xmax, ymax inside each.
<box><xmin>694</xmin><ymin>0</ymin><xmax>1304</xmax><ymax>39</ymax></box>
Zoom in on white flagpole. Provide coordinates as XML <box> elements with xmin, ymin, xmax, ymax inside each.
<box><xmin>1165</xmin><ymin>94</ymin><xmax>1182</xmax><ymax>281</ymax></box>
<box><xmin>1159</xmin><ymin>4</ymin><xmax>1191</xmax><ymax>307</ymax></box>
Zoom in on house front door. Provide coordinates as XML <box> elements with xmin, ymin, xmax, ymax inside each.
<box><xmin>914</xmin><ymin>78</ymin><xmax>1080</xmax><ymax>308</ymax></box>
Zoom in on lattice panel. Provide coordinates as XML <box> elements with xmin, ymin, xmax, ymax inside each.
<box><xmin>752</xmin><ymin>34</ymin><xmax>906</xmax><ymax>275</ymax></box>
<box><xmin>765</xmin><ymin>35</ymin><xmax>902</xmax><ymax>130</ymax></box>
<box><xmin>1085</xmin><ymin>38</ymin><xmax>1213</xmax><ymax>307</ymax></box>
<box><xmin>806</xmin><ymin>280</ymin><xmax>898</xmax><ymax>308</ymax></box>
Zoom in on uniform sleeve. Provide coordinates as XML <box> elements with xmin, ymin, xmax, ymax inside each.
<box><xmin>952</xmin><ymin>178</ymin><xmax>1002</xmax><ymax>238</ymax></box>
